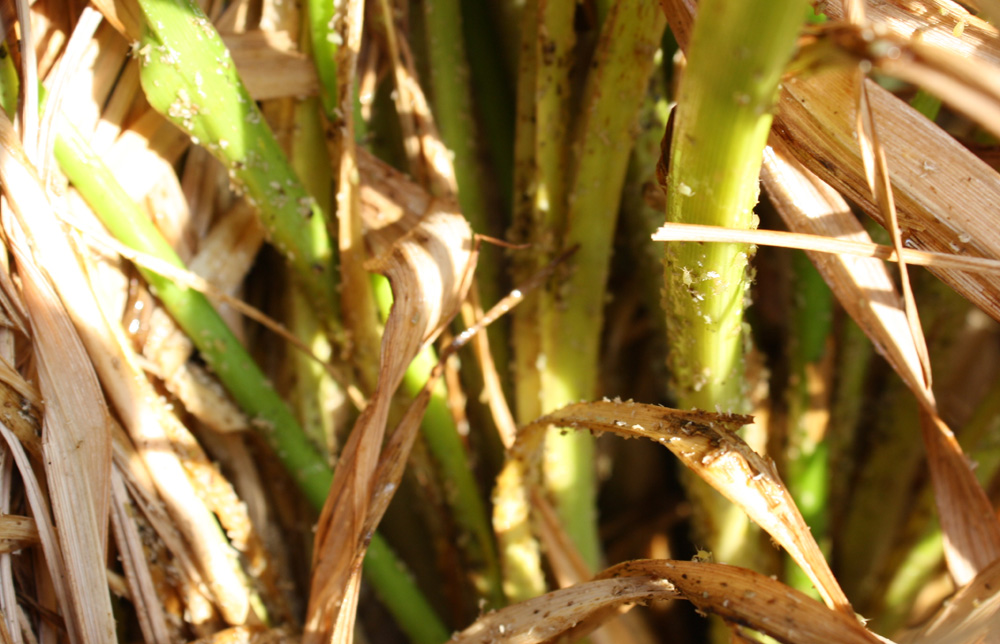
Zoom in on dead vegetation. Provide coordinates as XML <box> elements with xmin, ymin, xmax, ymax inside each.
<box><xmin>0</xmin><ymin>0</ymin><xmax>998</xmax><ymax>642</ymax></box>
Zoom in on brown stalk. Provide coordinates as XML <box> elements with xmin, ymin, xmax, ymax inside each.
<box><xmin>652</xmin><ymin>221</ymin><xmax>1000</xmax><ymax>276</ymax></box>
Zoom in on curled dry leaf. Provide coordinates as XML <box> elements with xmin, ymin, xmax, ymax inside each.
<box><xmin>305</xmin><ymin>191</ymin><xmax>475</xmax><ymax>642</ymax></box>
<box><xmin>900</xmin><ymin>553</ymin><xmax>1000</xmax><ymax>644</ymax></box>
<box><xmin>500</xmin><ymin>399</ymin><xmax>851</xmax><ymax>614</ymax></box>
<box><xmin>451</xmin><ymin>559</ymin><xmax>882</xmax><ymax>644</ymax></box>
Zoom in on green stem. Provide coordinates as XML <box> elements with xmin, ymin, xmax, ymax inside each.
<box><xmin>424</xmin><ymin>0</ymin><xmax>512</xmax><ymax>443</ymax></box>
<box><xmin>663</xmin><ymin>0</ymin><xmax>808</xmax><ymax>573</ymax></box>
<box><xmin>286</xmin><ymin>96</ymin><xmax>343</xmax><ymax>458</ymax></box>
<box><xmin>503</xmin><ymin>0</ymin><xmax>548</xmax><ymax>599</ymax></box>
<box><xmin>909</xmin><ymin>88</ymin><xmax>942</xmax><ymax>122</ymax></box>
<box><xmin>509</xmin><ymin>0</ymin><xmax>543</xmax><ymax>426</ymax></box>
<box><xmin>460</xmin><ymin>0</ymin><xmax>515</xmax><ymax>216</ymax></box>
<box><xmin>783</xmin><ymin>252</ymin><xmax>833</xmax><ymax>599</ymax></box>
<box><xmin>134</xmin><ymin>0</ymin><xmax>340</xmax><ymax>338</ymax></box>
<box><xmin>303</xmin><ymin>0</ymin><xmax>340</xmax><ymax>120</ymax></box>
<box><xmin>0</xmin><ymin>44</ymin><xmax>16</xmax><ymax>119</ymax></box>
<box><xmin>56</xmin><ymin>123</ymin><xmax>333</xmax><ymax>509</ymax></box>
<box><xmin>532</xmin><ymin>0</ymin><xmax>584</xmax><ymax>569</ymax></box>
<box><xmin>540</xmin><ymin>0</ymin><xmax>666</xmax><ymax>571</ymax></box>
<box><xmin>665</xmin><ymin>0</ymin><xmax>807</xmax><ymax>412</ymax></box>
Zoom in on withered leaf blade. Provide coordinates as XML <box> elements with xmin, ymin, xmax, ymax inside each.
<box><xmin>901</xmin><ymin>553</ymin><xmax>1000</xmax><ymax>644</ymax></box>
<box><xmin>519</xmin><ymin>401</ymin><xmax>852</xmax><ymax>614</ymax></box>
<box><xmin>304</xmin><ymin>199</ymin><xmax>474</xmax><ymax>643</ymax></box>
<box><xmin>450</xmin><ymin>559</ymin><xmax>883</xmax><ymax>644</ymax></box>
<box><xmin>0</xmin><ymin>109</ymin><xmax>116</xmax><ymax>644</ymax></box>
<box><xmin>763</xmin><ymin>143</ymin><xmax>1000</xmax><ymax>588</ymax></box>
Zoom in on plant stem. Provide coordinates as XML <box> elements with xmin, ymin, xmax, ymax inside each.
<box><xmin>509</xmin><ymin>0</ymin><xmax>543</xmax><ymax>426</ymax></box>
<box><xmin>0</xmin><ymin>44</ymin><xmax>16</xmax><ymax>119</ymax></box>
<box><xmin>286</xmin><ymin>95</ymin><xmax>345</xmax><ymax>458</ymax></box>
<box><xmin>460</xmin><ymin>0</ymin><xmax>515</xmax><ymax>216</ymax></box>
<box><xmin>539</xmin><ymin>0</ymin><xmax>666</xmax><ymax>571</ymax></box>
<box><xmin>664</xmin><ymin>0</ymin><xmax>807</xmax><ymax>412</ymax></box>
<box><xmin>662</xmin><ymin>0</ymin><xmax>808</xmax><ymax>572</ymax></box>
<box><xmin>782</xmin><ymin>252</ymin><xmax>833</xmax><ymax>599</ymax></box>
<box><xmin>303</xmin><ymin>0</ymin><xmax>340</xmax><ymax>120</ymax></box>
<box><xmin>134</xmin><ymin>0</ymin><xmax>341</xmax><ymax>337</ymax></box>
<box><xmin>531</xmin><ymin>0</ymin><xmax>583</xmax><ymax>569</ymax></box>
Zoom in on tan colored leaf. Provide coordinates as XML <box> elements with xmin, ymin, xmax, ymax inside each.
<box><xmin>451</xmin><ymin>559</ymin><xmax>882</xmax><ymax>644</ymax></box>
<box><xmin>0</xmin><ymin>420</ymin><xmax>75</xmax><ymax>640</ymax></box>
<box><xmin>109</xmin><ymin>467</ymin><xmax>171</xmax><ymax>644</ymax></box>
<box><xmin>775</xmin><ymin>69</ymin><xmax>1000</xmax><ymax>323</ymax></box>
<box><xmin>0</xmin><ymin>107</ymin><xmax>116</xmax><ymax>644</ymax></box>
<box><xmin>902</xmin><ymin>553</ymin><xmax>1000</xmax><ymax>644</ymax></box>
<box><xmin>219</xmin><ymin>30</ymin><xmax>319</xmax><ymax>101</ymax></box>
<box><xmin>503</xmin><ymin>400</ymin><xmax>851</xmax><ymax>614</ymax></box>
<box><xmin>760</xmin><ymin>144</ymin><xmax>925</xmax><ymax>405</ymax></box>
<box><xmin>304</xmin><ymin>201</ymin><xmax>475</xmax><ymax>643</ymax></box>
<box><xmin>761</xmin><ymin>143</ymin><xmax>1000</xmax><ymax>587</ymax></box>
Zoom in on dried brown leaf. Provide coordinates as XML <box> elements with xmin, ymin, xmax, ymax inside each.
<box><xmin>0</xmin><ymin>107</ymin><xmax>116</xmax><ymax>644</ymax></box>
<box><xmin>451</xmin><ymin>559</ymin><xmax>882</xmax><ymax>644</ymax></box>
<box><xmin>305</xmin><ymin>206</ymin><xmax>474</xmax><ymax>643</ymax></box>
<box><xmin>109</xmin><ymin>467</ymin><xmax>172</xmax><ymax>644</ymax></box>
<box><xmin>0</xmin><ymin>421</ymin><xmax>75</xmax><ymax>641</ymax></box>
<box><xmin>761</xmin><ymin>143</ymin><xmax>1000</xmax><ymax>587</ymax></box>
<box><xmin>775</xmin><ymin>69</ymin><xmax>1000</xmax><ymax>322</ymax></box>
<box><xmin>504</xmin><ymin>400</ymin><xmax>851</xmax><ymax>614</ymax></box>
<box><xmin>111</xmin><ymin>426</ymin><xmax>217</xmax><ymax>621</ymax></box>
<box><xmin>760</xmin><ymin>143</ymin><xmax>925</xmax><ymax>403</ymax></box>
<box><xmin>902</xmin><ymin>553</ymin><xmax>1000</xmax><ymax>644</ymax></box>
<box><xmin>220</xmin><ymin>31</ymin><xmax>319</xmax><ymax>101</ymax></box>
